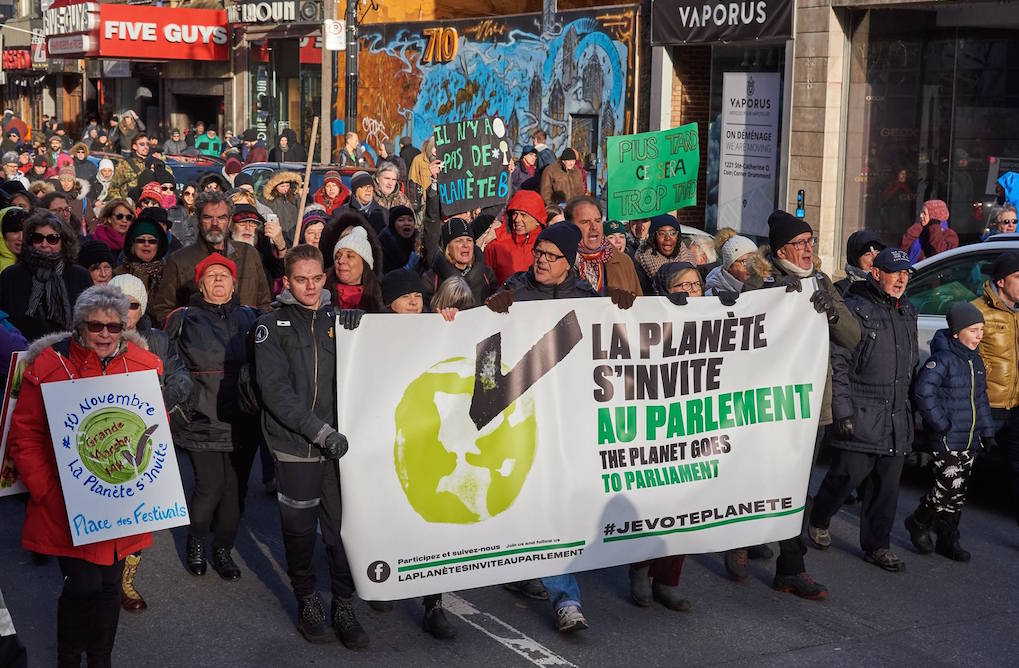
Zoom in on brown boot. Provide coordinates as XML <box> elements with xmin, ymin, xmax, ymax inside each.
<box><xmin>121</xmin><ymin>553</ymin><xmax>148</xmax><ymax>612</ymax></box>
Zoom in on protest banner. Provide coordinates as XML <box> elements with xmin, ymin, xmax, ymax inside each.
<box><xmin>434</xmin><ymin>116</ymin><xmax>512</xmax><ymax>216</ymax></box>
<box><xmin>0</xmin><ymin>352</ymin><xmax>27</xmax><ymax>497</ymax></box>
<box><xmin>337</xmin><ymin>287</ymin><xmax>828</xmax><ymax>600</ymax></box>
<box><xmin>40</xmin><ymin>370</ymin><xmax>189</xmax><ymax>546</ymax></box>
<box><xmin>607</xmin><ymin>123</ymin><xmax>700</xmax><ymax>221</ymax></box>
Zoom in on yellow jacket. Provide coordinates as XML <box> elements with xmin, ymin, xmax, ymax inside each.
<box><xmin>973</xmin><ymin>281</ymin><xmax>1019</xmax><ymax>409</ymax></box>
<box><xmin>0</xmin><ymin>236</ymin><xmax>16</xmax><ymax>275</ymax></box>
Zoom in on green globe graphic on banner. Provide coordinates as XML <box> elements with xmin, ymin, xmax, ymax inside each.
<box><xmin>77</xmin><ymin>408</ymin><xmax>156</xmax><ymax>485</ymax></box>
<box><xmin>394</xmin><ymin>357</ymin><xmax>537</xmax><ymax>523</ymax></box>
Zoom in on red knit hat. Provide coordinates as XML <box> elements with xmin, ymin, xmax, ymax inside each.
<box><xmin>923</xmin><ymin>199</ymin><xmax>949</xmax><ymax>222</ymax></box>
<box><xmin>506</xmin><ymin>190</ymin><xmax>547</xmax><ymax>226</ymax></box>
<box><xmin>194</xmin><ymin>252</ymin><xmax>237</xmax><ymax>284</ymax></box>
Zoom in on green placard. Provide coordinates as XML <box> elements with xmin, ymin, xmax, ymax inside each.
<box><xmin>606</xmin><ymin>123</ymin><xmax>699</xmax><ymax>221</ymax></box>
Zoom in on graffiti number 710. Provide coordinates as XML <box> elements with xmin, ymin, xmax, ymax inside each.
<box><xmin>422</xmin><ymin>27</ymin><xmax>459</xmax><ymax>64</ymax></box>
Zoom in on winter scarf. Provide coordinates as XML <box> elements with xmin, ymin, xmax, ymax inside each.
<box><xmin>576</xmin><ymin>241</ymin><xmax>613</xmax><ymax>294</ymax></box>
<box><xmin>334</xmin><ymin>282</ymin><xmax>365</xmax><ymax>309</ymax></box>
<box><xmin>96</xmin><ymin>169</ymin><xmax>113</xmax><ymax>200</ymax></box>
<box><xmin>776</xmin><ymin>257</ymin><xmax>815</xmax><ymax>279</ymax></box>
<box><xmin>704</xmin><ymin>266</ymin><xmax>744</xmax><ymax>295</ymax></box>
<box><xmin>92</xmin><ymin>224</ymin><xmax>126</xmax><ymax>253</ymax></box>
<box><xmin>636</xmin><ymin>241</ymin><xmax>694</xmax><ymax>281</ymax></box>
<box><xmin>123</xmin><ymin>259</ymin><xmax>164</xmax><ymax>284</ymax></box>
<box><xmin>907</xmin><ymin>220</ymin><xmax>948</xmax><ymax>264</ymax></box>
<box><xmin>842</xmin><ymin>264</ymin><xmax>871</xmax><ymax>285</ymax></box>
<box><xmin>24</xmin><ymin>247</ymin><xmax>71</xmax><ymax>329</ymax></box>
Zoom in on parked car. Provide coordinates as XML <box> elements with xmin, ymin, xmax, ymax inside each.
<box><xmin>240</xmin><ymin>163</ymin><xmax>370</xmax><ymax>199</ymax></box>
<box><xmin>87</xmin><ymin>152</ymin><xmax>224</xmax><ymax>188</ymax></box>
<box><xmin>905</xmin><ymin>233</ymin><xmax>1019</xmax><ymax>361</ymax></box>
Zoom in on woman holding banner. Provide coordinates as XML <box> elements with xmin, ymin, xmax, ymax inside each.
<box><xmin>9</xmin><ymin>284</ymin><xmax>163</xmax><ymax>667</ymax></box>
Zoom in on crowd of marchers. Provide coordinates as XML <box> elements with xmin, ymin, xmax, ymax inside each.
<box><xmin>2</xmin><ymin>121</ymin><xmax>1019</xmax><ymax>668</ymax></box>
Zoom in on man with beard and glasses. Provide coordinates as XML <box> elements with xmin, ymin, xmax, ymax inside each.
<box><xmin>150</xmin><ymin>191</ymin><xmax>272</xmax><ymax>324</ymax></box>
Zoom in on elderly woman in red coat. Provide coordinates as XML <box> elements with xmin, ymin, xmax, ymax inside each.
<box><xmin>9</xmin><ymin>284</ymin><xmax>163</xmax><ymax>668</ymax></box>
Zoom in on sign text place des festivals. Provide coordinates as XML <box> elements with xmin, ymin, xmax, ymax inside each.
<box><xmin>434</xmin><ymin>116</ymin><xmax>512</xmax><ymax>216</ymax></box>
<box><xmin>607</xmin><ymin>123</ymin><xmax>700</xmax><ymax>220</ymax></box>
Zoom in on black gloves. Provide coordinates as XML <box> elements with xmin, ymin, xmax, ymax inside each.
<box><xmin>777</xmin><ymin>275</ymin><xmax>802</xmax><ymax>292</ymax></box>
<box><xmin>321</xmin><ymin>431</ymin><xmax>349</xmax><ymax>460</ymax></box>
<box><xmin>667</xmin><ymin>292</ymin><xmax>688</xmax><ymax>306</ymax></box>
<box><xmin>608</xmin><ymin>288</ymin><xmax>636</xmax><ymax>310</ymax></box>
<box><xmin>835</xmin><ymin>417</ymin><xmax>854</xmax><ymax>439</ymax></box>
<box><xmin>486</xmin><ymin>291</ymin><xmax>515</xmax><ymax>313</ymax></box>
<box><xmin>810</xmin><ymin>288</ymin><xmax>839</xmax><ymax>322</ymax></box>
<box><xmin>338</xmin><ymin>309</ymin><xmax>365</xmax><ymax>330</ymax></box>
<box><xmin>716</xmin><ymin>290</ymin><xmax>738</xmax><ymax>307</ymax></box>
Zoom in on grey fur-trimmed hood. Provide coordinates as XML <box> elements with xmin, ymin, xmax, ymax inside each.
<box><xmin>24</xmin><ymin>328</ymin><xmax>149</xmax><ymax>365</ymax></box>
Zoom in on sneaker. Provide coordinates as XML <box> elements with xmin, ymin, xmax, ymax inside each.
<box><xmin>723</xmin><ymin>549</ymin><xmax>748</xmax><ymax>581</ymax></box>
<box><xmin>807</xmin><ymin>525</ymin><xmax>831</xmax><ymax>550</ymax></box>
<box><xmin>212</xmin><ymin>548</ymin><xmax>241</xmax><ymax>581</ymax></box>
<box><xmin>555</xmin><ymin>605</ymin><xmax>588</xmax><ymax>633</ymax></box>
<box><xmin>747</xmin><ymin>544</ymin><xmax>775</xmax><ymax>560</ymax></box>
<box><xmin>296</xmin><ymin>593</ymin><xmax>334</xmax><ymax>643</ymax></box>
<box><xmin>331</xmin><ymin>597</ymin><xmax>370</xmax><ymax>650</ymax></box>
<box><xmin>773</xmin><ymin>572</ymin><xmax>829</xmax><ymax>600</ymax></box>
<box><xmin>864</xmin><ymin>548</ymin><xmax>906</xmax><ymax>572</ymax></box>
<box><xmin>503</xmin><ymin>579</ymin><xmax>549</xmax><ymax>600</ymax></box>
<box><xmin>423</xmin><ymin>601</ymin><xmax>457</xmax><ymax>640</ymax></box>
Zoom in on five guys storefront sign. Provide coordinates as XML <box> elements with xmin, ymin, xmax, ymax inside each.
<box><xmin>44</xmin><ymin>0</ymin><xmax>228</xmax><ymax>60</ymax></box>
<box><xmin>651</xmin><ymin>0</ymin><xmax>792</xmax><ymax>44</ymax></box>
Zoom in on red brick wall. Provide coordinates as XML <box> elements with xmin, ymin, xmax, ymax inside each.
<box><xmin>670</xmin><ymin>46</ymin><xmax>710</xmax><ymax>230</ymax></box>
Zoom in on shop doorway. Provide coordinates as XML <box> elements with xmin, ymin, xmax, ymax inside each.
<box><xmin>170</xmin><ymin>95</ymin><xmax>223</xmax><ymax>137</ymax></box>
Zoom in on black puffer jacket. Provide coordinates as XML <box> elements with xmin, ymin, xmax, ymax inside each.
<box><xmin>166</xmin><ymin>294</ymin><xmax>259</xmax><ymax>451</ymax></box>
<box><xmin>913</xmin><ymin>328</ymin><xmax>995</xmax><ymax>452</ymax></box>
<box><xmin>830</xmin><ymin>278</ymin><xmax>918</xmax><ymax>456</ymax></box>
<box><xmin>254</xmin><ymin>290</ymin><xmax>337</xmax><ymax>460</ymax></box>
<box><xmin>500</xmin><ymin>268</ymin><xmax>600</xmax><ymax>301</ymax></box>
<box><xmin>422</xmin><ymin>247</ymin><xmax>496</xmax><ymax>306</ymax></box>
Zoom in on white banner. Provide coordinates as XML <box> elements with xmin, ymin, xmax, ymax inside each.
<box><xmin>337</xmin><ymin>289</ymin><xmax>828</xmax><ymax>600</ymax></box>
<box><xmin>0</xmin><ymin>352</ymin><xmax>27</xmax><ymax>497</ymax></box>
<box><xmin>40</xmin><ymin>370</ymin><xmax>189</xmax><ymax>546</ymax></box>
<box><xmin>718</xmin><ymin>72</ymin><xmax>781</xmax><ymax>237</ymax></box>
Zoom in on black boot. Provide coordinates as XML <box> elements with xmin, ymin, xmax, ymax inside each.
<box><xmin>186</xmin><ymin>534</ymin><xmax>207</xmax><ymax>576</ymax></box>
<box><xmin>904</xmin><ymin>502</ymin><xmax>936</xmax><ymax>554</ymax></box>
<box><xmin>56</xmin><ymin>593</ymin><xmax>90</xmax><ymax>668</ymax></box>
<box><xmin>212</xmin><ymin>548</ymin><xmax>241</xmax><ymax>580</ymax></box>
<box><xmin>934</xmin><ymin>512</ymin><xmax>971</xmax><ymax>562</ymax></box>
<box><xmin>423</xmin><ymin>597</ymin><xmax>457</xmax><ymax>640</ymax></box>
<box><xmin>331</xmin><ymin>597</ymin><xmax>369</xmax><ymax>650</ymax></box>
<box><xmin>85</xmin><ymin>587</ymin><xmax>121</xmax><ymax>668</ymax></box>
<box><xmin>296</xmin><ymin>593</ymin><xmax>333</xmax><ymax>643</ymax></box>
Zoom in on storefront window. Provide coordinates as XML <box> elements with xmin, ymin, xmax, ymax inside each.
<box><xmin>250</xmin><ymin>38</ymin><xmax>322</xmax><ymax>153</ymax></box>
<box><xmin>842</xmin><ymin>9</ymin><xmax>1019</xmax><ymax>254</ymax></box>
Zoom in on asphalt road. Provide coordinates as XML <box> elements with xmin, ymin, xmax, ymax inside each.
<box><xmin>3</xmin><ymin>453</ymin><xmax>1018</xmax><ymax>667</ymax></box>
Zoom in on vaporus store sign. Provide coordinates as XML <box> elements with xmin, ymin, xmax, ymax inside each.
<box><xmin>336</xmin><ymin>288</ymin><xmax>828</xmax><ymax>599</ymax></box>
<box><xmin>651</xmin><ymin>0</ymin><xmax>793</xmax><ymax>44</ymax></box>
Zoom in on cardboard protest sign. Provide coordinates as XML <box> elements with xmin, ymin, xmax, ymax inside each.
<box><xmin>434</xmin><ymin>116</ymin><xmax>512</xmax><ymax>216</ymax></box>
<box><xmin>0</xmin><ymin>352</ymin><xmax>27</xmax><ymax>497</ymax></box>
<box><xmin>40</xmin><ymin>370</ymin><xmax>189</xmax><ymax>546</ymax></box>
<box><xmin>607</xmin><ymin>123</ymin><xmax>699</xmax><ymax>221</ymax></box>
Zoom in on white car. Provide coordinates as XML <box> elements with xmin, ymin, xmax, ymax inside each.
<box><xmin>905</xmin><ymin>233</ymin><xmax>1019</xmax><ymax>361</ymax></box>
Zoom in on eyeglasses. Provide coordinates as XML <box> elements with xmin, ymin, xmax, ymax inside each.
<box><xmin>50</xmin><ymin>206</ymin><xmax>70</xmax><ymax>215</ymax></box>
<box><xmin>128</xmin><ymin>302</ymin><xmax>141</xmax><ymax>311</ymax></box>
<box><xmin>75</xmin><ymin>149</ymin><xmax>86</xmax><ymax>154</ymax></box>
<box><xmin>656</xmin><ymin>230</ymin><xmax>679</xmax><ymax>238</ymax></box>
<box><xmin>134</xmin><ymin>237</ymin><xmax>158</xmax><ymax>246</ymax></box>
<box><xmin>183</xmin><ymin>191</ymin><xmax>196</xmax><ymax>198</ymax></box>
<box><xmin>786</xmin><ymin>237</ymin><xmax>816</xmax><ymax>251</ymax></box>
<box><xmin>160</xmin><ymin>184</ymin><xmax>176</xmax><ymax>192</ymax></box>
<box><xmin>30</xmin><ymin>232</ymin><xmax>61</xmax><ymax>245</ymax></box>
<box><xmin>672</xmin><ymin>281</ymin><xmax>702</xmax><ymax>293</ymax></box>
<box><xmin>84</xmin><ymin>321</ymin><xmax>123</xmax><ymax>334</ymax></box>
<box><xmin>533</xmin><ymin>248</ymin><xmax>566</xmax><ymax>263</ymax></box>
<box><xmin>113</xmin><ymin>213</ymin><xmax>134</xmax><ymax>221</ymax></box>
<box><xmin>202</xmin><ymin>214</ymin><xmax>230</xmax><ymax>224</ymax></box>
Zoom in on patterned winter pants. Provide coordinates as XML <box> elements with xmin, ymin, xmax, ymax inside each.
<box><xmin>921</xmin><ymin>451</ymin><xmax>976</xmax><ymax>513</ymax></box>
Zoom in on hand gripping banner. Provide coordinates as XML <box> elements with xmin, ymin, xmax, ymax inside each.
<box><xmin>337</xmin><ymin>288</ymin><xmax>829</xmax><ymax>599</ymax></box>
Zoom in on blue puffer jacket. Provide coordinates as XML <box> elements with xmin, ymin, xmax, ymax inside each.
<box><xmin>913</xmin><ymin>328</ymin><xmax>995</xmax><ymax>452</ymax></box>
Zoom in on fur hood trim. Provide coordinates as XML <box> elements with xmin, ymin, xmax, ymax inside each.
<box><xmin>24</xmin><ymin>329</ymin><xmax>149</xmax><ymax>365</ymax></box>
<box><xmin>263</xmin><ymin>170</ymin><xmax>303</xmax><ymax>201</ymax></box>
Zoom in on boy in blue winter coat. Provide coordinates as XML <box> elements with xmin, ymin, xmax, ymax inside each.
<box><xmin>907</xmin><ymin>301</ymin><xmax>996</xmax><ymax>561</ymax></box>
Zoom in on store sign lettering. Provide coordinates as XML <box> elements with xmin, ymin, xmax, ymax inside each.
<box><xmin>103</xmin><ymin>21</ymin><xmax>227</xmax><ymax>45</ymax></box>
<box><xmin>651</xmin><ymin>0</ymin><xmax>792</xmax><ymax>44</ymax></box>
<box><xmin>227</xmin><ymin>1</ymin><xmax>296</xmax><ymax>24</ymax></box>
<box><xmin>43</xmin><ymin>3</ymin><xmax>99</xmax><ymax>36</ymax></box>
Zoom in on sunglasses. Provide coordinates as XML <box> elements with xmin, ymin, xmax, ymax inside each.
<box><xmin>113</xmin><ymin>213</ymin><xmax>134</xmax><ymax>221</ymax></box>
<box><xmin>134</xmin><ymin>237</ymin><xmax>158</xmax><ymax>246</ymax></box>
<box><xmin>160</xmin><ymin>184</ymin><xmax>175</xmax><ymax>192</ymax></box>
<box><xmin>129</xmin><ymin>302</ymin><xmax>141</xmax><ymax>311</ymax></box>
<box><xmin>183</xmin><ymin>191</ymin><xmax>196</xmax><ymax>197</ymax></box>
<box><xmin>84</xmin><ymin>321</ymin><xmax>123</xmax><ymax>334</ymax></box>
<box><xmin>30</xmin><ymin>232</ymin><xmax>61</xmax><ymax>244</ymax></box>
